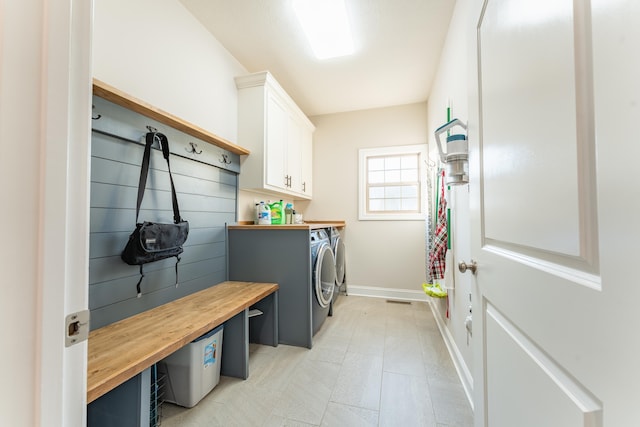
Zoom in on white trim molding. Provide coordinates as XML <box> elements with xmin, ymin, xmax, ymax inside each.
<box><xmin>346</xmin><ymin>285</ymin><xmax>429</xmax><ymax>302</ymax></box>
<box><xmin>358</xmin><ymin>144</ymin><xmax>428</xmax><ymax>221</ymax></box>
<box><xmin>428</xmin><ymin>299</ymin><xmax>474</xmax><ymax>410</ymax></box>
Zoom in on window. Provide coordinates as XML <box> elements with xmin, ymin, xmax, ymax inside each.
<box><xmin>358</xmin><ymin>144</ymin><xmax>428</xmax><ymax>220</ymax></box>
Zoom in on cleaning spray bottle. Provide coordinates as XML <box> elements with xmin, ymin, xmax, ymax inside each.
<box><xmin>285</xmin><ymin>203</ymin><xmax>294</xmax><ymax>224</ymax></box>
<box><xmin>254</xmin><ymin>203</ymin><xmax>260</xmax><ymax>224</ymax></box>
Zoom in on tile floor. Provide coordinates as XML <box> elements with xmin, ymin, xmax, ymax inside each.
<box><xmin>161</xmin><ymin>295</ymin><xmax>473</xmax><ymax>427</ymax></box>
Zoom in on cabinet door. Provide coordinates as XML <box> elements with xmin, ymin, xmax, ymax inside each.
<box><xmin>286</xmin><ymin>115</ymin><xmax>302</xmax><ymax>194</ymax></box>
<box><xmin>300</xmin><ymin>127</ymin><xmax>312</xmax><ymax>197</ymax></box>
<box><xmin>265</xmin><ymin>91</ymin><xmax>287</xmax><ymax>190</ymax></box>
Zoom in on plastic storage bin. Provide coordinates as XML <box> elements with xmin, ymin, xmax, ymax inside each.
<box><xmin>158</xmin><ymin>324</ymin><xmax>223</xmax><ymax>408</ymax></box>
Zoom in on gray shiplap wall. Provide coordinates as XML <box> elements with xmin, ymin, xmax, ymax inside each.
<box><xmin>89</xmin><ymin>97</ymin><xmax>239</xmax><ymax>330</ymax></box>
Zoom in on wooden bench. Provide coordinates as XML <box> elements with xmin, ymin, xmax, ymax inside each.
<box><xmin>87</xmin><ymin>281</ymin><xmax>279</xmax><ymax>404</ymax></box>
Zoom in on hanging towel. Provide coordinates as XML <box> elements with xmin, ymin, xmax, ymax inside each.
<box><xmin>429</xmin><ymin>170</ymin><xmax>448</xmax><ymax>280</ymax></box>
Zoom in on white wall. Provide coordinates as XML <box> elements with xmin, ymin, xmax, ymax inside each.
<box><xmin>93</xmin><ymin>0</ymin><xmax>247</xmax><ymax>142</ymax></box>
<box><xmin>1</xmin><ymin>5</ymin><xmax>44</xmax><ymax>425</ymax></box>
<box><xmin>426</xmin><ymin>0</ymin><xmax>474</xmax><ymax>400</ymax></box>
<box><xmin>304</xmin><ymin>103</ymin><xmax>430</xmax><ymax>300</ymax></box>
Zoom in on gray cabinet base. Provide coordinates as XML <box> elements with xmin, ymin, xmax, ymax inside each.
<box><xmin>228</xmin><ymin>228</ymin><xmax>313</xmax><ymax>348</ymax></box>
<box><xmin>87</xmin><ymin>368</ymin><xmax>150</xmax><ymax>427</ymax></box>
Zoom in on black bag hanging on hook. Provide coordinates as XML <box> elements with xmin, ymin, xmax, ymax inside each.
<box><xmin>121</xmin><ymin>132</ymin><xmax>189</xmax><ymax>297</ymax></box>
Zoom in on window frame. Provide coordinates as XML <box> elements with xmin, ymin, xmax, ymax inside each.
<box><xmin>358</xmin><ymin>144</ymin><xmax>428</xmax><ymax>221</ymax></box>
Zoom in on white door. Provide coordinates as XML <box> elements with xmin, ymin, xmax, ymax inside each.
<box><xmin>1</xmin><ymin>1</ymin><xmax>92</xmax><ymax>426</ymax></box>
<box><xmin>469</xmin><ymin>1</ymin><xmax>640</xmax><ymax>426</ymax></box>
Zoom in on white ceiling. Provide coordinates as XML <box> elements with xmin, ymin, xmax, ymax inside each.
<box><xmin>180</xmin><ymin>0</ymin><xmax>456</xmax><ymax>117</ymax></box>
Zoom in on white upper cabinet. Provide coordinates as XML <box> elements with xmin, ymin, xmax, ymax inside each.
<box><xmin>235</xmin><ymin>71</ymin><xmax>314</xmax><ymax>199</ymax></box>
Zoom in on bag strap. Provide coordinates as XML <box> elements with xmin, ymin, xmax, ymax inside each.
<box><xmin>136</xmin><ymin>255</ymin><xmax>181</xmax><ymax>298</ymax></box>
<box><xmin>135</xmin><ymin>132</ymin><xmax>183</xmax><ymax>224</ymax></box>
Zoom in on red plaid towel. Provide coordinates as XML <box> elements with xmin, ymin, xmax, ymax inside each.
<box><xmin>429</xmin><ymin>171</ymin><xmax>448</xmax><ymax>280</ymax></box>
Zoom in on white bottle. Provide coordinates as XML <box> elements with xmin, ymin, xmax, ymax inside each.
<box><xmin>258</xmin><ymin>201</ymin><xmax>271</xmax><ymax>225</ymax></box>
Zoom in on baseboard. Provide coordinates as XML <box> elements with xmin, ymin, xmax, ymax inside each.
<box><xmin>428</xmin><ymin>299</ymin><xmax>474</xmax><ymax>411</ymax></box>
<box><xmin>346</xmin><ymin>285</ymin><xmax>429</xmax><ymax>302</ymax></box>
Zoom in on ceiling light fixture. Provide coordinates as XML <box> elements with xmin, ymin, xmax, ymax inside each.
<box><xmin>292</xmin><ymin>0</ymin><xmax>354</xmax><ymax>60</ymax></box>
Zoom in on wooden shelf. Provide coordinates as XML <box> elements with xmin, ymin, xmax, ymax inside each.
<box><xmin>92</xmin><ymin>78</ymin><xmax>250</xmax><ymax>156</ymax></box>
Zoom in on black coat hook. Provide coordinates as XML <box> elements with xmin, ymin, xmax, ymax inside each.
<box><xmin>92</xmin><ymin>105</ymin><xmax>101</xmax><ymax>120</ymax></box>
<box><xmin>220</xmin><ymin>154</ymin><xmax>231</xmax><ymax>165</ymax></box>
<box><xmin>186</xmin><ymin>142</ymin><xmax>202</xmax><ymax>154</ymax></box>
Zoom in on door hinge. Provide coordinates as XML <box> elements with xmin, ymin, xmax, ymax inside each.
<box><xmin>65</xmin><ymin>310</ymin><xmax>90</xmax><ymax>347</ymax></box>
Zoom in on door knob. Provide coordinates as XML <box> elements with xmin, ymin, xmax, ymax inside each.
<box><xmin>458</xmin><ymin>260</ymin><xmax>477</xmax><ymax>274</ymax></box>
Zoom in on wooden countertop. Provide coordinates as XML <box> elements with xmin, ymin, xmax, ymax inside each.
<box><xmin>87</xmin><ymin>281</ymin><xmax>278</xmax><ymax>403</ymax></box>
<box><xmin>228</xmin><ymin>221</ymin><xmax>345</xmax><ymax>230</ymax></box>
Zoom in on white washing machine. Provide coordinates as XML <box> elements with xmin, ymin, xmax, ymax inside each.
<box><xmin>310</xmin><ymin>229</ymin><xmax>335</xmax><ymax>334</ymax></box>
<box><xmin>329</xmin><ymin>227</ymin><xmax>346</xmax><ymax>316</ymax></box>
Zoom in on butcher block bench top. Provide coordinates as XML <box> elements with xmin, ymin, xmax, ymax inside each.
<box><xmin>87</xmin><ymin>281</ymin><xmax>279</xmax><ymax>403</ymax></box>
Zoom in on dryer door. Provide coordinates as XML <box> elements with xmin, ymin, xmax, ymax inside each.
<box><xmin>333</xmin><ymin>235</ymin><xmax>345</xmax><ymax>285</ymax></box>
<box><xmin>314</xmin><ymin>244</ymin><xmax>336</xmax><ymax>308</ymax></box>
